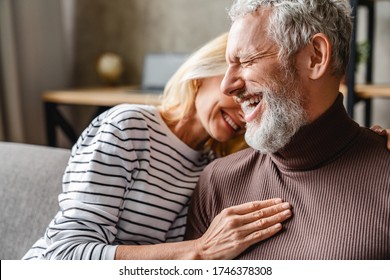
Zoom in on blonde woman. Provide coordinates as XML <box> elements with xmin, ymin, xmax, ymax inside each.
<box><xmin>23</xmin><ymin>33</ymin><xmax>292</xmax><ymax>260</ymax></box>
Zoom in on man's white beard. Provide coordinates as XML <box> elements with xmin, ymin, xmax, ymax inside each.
<box><xmin>244</xmin><ymin>73</ymin><xmax>307</xmax><ymax>154</ymax></box>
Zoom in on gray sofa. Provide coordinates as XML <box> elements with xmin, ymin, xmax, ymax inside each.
<box><xmin>0</xmin><ymin>142</ymin><xmax>70</xmax><ymax>260</ymax></box>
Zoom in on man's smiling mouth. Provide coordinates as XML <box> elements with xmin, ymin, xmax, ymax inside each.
<box><xmin>236</xmin><ymin>93</ymin><xmax>263</xmax><ymax>123</ymax></box>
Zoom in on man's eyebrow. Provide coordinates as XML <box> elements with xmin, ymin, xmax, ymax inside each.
<box><xmin>238</xmin><ymin>51</ymin><xmax>262</xmax><ymax>62</ymax></box>
<box><xmin>242</xmin><ymin>49</ymin><xmax>279</xmax><ymax>62</ymax></box>
<box><xmin>226</xmin><ymin>50</ymin><xmax>241</xmax><ymax>63</ymax></box>
<box><xmin>235</xmin><ymin>49</ymin><xmax>256</xmax><ymax>61</ymax></box>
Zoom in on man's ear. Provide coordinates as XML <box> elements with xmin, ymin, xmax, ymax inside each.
<box><xmin>306</xmin><ymin>33</ymin><xmax>331</xmax><ymax>80</ymax></box>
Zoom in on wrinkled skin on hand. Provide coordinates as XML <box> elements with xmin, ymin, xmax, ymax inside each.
<box><xmin>194</xmin><ymin>198</ymin><xmax>292</xmax><ymax>260</ymax></box>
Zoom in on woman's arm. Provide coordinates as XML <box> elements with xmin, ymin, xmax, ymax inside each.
<box><xmin>41</xmin><ymin>109</ymin><xmax>138</xmax><ymax>260</ymax></box>
<box><xmin>115</xmin><ymin>198</ymin><xmax>291</xmax><ymax>259</ymax></box>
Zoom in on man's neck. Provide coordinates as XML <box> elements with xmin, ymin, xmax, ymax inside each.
<box><xmin>304</xmin><ymin>77</ymin><xmax>341</xmax><ymax>123</ymax></box>
<box><xmin>270</xmin><ymin>94</ymin><xmax>360</xmax><ymax>171</ymax></box>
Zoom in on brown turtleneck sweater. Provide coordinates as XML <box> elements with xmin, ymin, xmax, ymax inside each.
<box><xmin>185</xmin><ymin>94</ymin><xmax>390</xmax><ymax>259</ymax></box>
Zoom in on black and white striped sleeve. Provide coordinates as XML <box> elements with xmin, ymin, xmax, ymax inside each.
<box><xmin>41</xmin><ymin>108</ymin><xmax>139</xmax><ymax>259</ymax></box>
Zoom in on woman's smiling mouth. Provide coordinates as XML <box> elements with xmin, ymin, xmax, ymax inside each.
<box><xmin>222</xmin><ymin>111</ymin><xmax>242</xmax><ymax>131</ymax></box>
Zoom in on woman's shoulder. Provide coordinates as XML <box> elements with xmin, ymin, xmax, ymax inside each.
<box><xmin>105</xmin><ymin>104</ymin><xmax>158</xmax><ymax>121</ymax></box>
<box><xmin>94</xmin><ymin>104</ymin><xmax>162</xmax><ymax>129</ymax></box>
<box><xmin>73</xmin><ymin>104</ymin><xmax>162</xmax><ymax>154</ymax></box>
<box><xmin>80</xmin><ymin>104</ymin><xmax>161</xmax><ymax>140</ymax></box>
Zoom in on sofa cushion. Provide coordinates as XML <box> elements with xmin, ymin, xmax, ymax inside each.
<box><xmin>0</xmin><ymin>142</ymin><xmax>70</xmax><ymax>259</ymax></box>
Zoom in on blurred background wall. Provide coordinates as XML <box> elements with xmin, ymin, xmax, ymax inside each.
<box><xmin>0</xmin><ymin>0</ymin><xmax>389</xmax><ymax>148</ymax></box>
<box><xmin>73</xmin><ymin>0</ymin><xmax>232</xmax><ymax>87</ymax></box>
<box><xmin>354</xmin><ymin>4</ymin><xmax>390</xmax><ymax>127</ymax></box>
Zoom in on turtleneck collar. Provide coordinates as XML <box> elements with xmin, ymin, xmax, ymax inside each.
<box><xmin>269</xmin><ymin>94</ymin><xmax>360</xmax><ymax>171</ymax></box>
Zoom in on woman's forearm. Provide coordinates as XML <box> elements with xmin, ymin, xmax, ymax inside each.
<box><xmin>115</xmin><ymin>198</ymin><xmax>292</xmax><ymax>260</ymax></box>
<box><xmin>115</xmin><ymin>240</ymin><xmax>200</xmax><ymax>260</ymax></box>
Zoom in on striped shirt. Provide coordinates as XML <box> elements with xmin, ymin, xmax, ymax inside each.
<box><xmin>23</xmin><ymin>104</ymin><xmax>211</xmax><ymax>260</ymax></box>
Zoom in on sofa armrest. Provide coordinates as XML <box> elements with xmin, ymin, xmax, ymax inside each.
<box><xmin>0</xmin><ymin>142</ymin><xmax>70</xmax><ymax>259</ymax></box>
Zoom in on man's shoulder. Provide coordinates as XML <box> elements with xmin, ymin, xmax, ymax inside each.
<box><xmin>355</xmin><ymin>127</ymin><xmax>390</xmax><ymax>157</ymax></box>
<box><xmin>345</xmin><ymin>127</ymin><xmax>390</xmax><ymax>177</ymax></box>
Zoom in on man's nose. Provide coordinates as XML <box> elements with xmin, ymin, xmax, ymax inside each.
<box><xmin>221</xmin><ymin>65</ymin><xmax>244</xmax><ymax>96</ymax></box>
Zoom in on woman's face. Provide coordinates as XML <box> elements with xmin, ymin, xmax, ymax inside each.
<box><xmin>195</xmin><ymin>75</ymin><xmax>246</xmax><ymax>142</ymax></box>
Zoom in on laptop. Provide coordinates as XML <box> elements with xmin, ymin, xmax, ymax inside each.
<box><xmin>140</xmin><ymin>53</ymin><xmax>189</xmax><ymax>93</ymax></box>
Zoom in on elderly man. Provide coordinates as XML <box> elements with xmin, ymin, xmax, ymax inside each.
<box><xmin>185</xmin><ymin>0</ymin><xmax>389</xmax><ymax>259</ymax></box>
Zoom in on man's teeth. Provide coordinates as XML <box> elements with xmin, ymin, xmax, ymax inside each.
<box><xmin>244</xmin><ymin>96</ymin><xmax>261</xmax><ymax>106</ymax></box>
<box><xmin>241</xmin><ymin>95</ymin><xmax>261</xmax><ymax>115</ymax></box>
<box><xmin>222</xmin><ymin>113</ymin><xmax>239</xmax><ymax>131</ymax></box>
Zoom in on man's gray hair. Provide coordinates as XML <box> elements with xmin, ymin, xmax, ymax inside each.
<box><xmin>228</xmin><ymin>0</ymin><xmax>353</xmax><ymax>77</ymax></box>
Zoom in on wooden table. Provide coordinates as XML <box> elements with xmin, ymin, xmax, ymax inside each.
<box><xmin>43</xmin><ymin>86</ymin><xmax>162</xmax><ymax>147</ymax></box>
<box><xmin>340</xmin><ymin>83</ymin><xmax>390</xmax><ymax>98</ymax></box>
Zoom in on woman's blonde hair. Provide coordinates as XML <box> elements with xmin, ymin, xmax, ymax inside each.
<box><xmin>159</xmin><ymin>32</ymin><xmax>229</xmax><ymax>125</ymax></box>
